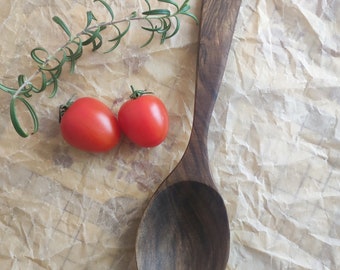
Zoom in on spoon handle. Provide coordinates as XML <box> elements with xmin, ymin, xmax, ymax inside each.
<box><xmin>194</xmin><ymin>0</ymin><xmax>241</xmax><ymax>140</ymax></box>
<box><xmin>171</xmin><ymin>0</ymin><xmax>242</xmax><ymax>185</ymax></box>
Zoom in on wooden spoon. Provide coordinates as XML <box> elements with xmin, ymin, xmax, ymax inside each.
<box><xmin>135</xmin><ymin>0</ymin><xmax>241</xmax><ymax>269</ymax></box>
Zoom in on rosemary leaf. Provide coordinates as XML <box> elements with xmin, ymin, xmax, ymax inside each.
<box><xmin>69</xmin><ymin>38</ymin><xmax>83</xmax><ymax>60</ymax></box>
<box><xmin>0</xmin><ymin>83</ymin><xmax>17</xmax><ymax>95</ymax></box>
<box><xmin>158</xmin><ymin>18</ymin><xmax>172</xmax><ymax>34</ymax></box>
<box><xmin>141</xmin><ymin>18</ymin><xmax>156</xmax><ymax>47</ymax></box>
<box><xmin>144</xmin><ymin>0</ymin><xmax>152</xmax><ymax>11</ymax></box>
<box><xmin>31</xmin><ymin>47</ymin><xmax>49</xmax><ymax>65</ymax></box>
<box><xmin>105</xmin><ymin>23</ymin><xmax>130</xmax><ymax>54</ymax></box>
<box><xmin>94</xmin><ymin>0</ymin><xmax>114</xmax><ymax>21</ymax></box>
<box><xmin>182</xmin><ymin>11</ymin><xmax>199</xmax><ymax>24</ymax></box>
<box><xmin>82</xmin><ymin>28</ymin><xmax>104</xmax><ymax>51</ymax></box>
<box><xmin>47</xmin><ymin>71</ymin><xmax>59</xmax><ymax>98</ymax></box>
<box><xmin>142</xmin><ymin>9</ymin><xmax>171</xmax><ymax>16</ymax></box>
<box><xmin>17</xmin><ymin>75</ymin><xmax>34</xmax><ymax>94</ymax></box>
<box><xmin>92</xmin><ymin>33</ymin><xmax>103</xmax><ymax>51</ymax></box>
<box><xmin>163</xmin><ymin>16</ymin><xmax>180</xmax><ymax>40</ymax></box>
<box><xmin>10</xmin><ymin>97</ymin><xmax>39</xmax><ymax>138</ymax></box>
<box><xmin>105</xmin><ymin>22</ymin><xmax>131</xmax><ymax>53</ymax></box>
<box><xmin>52</xmin><ymin>16</ymin><xmax>72</xmax><ymax>39</ymax></box>
<box><xmin>86</xmin><ymin>11</ymin><xmax>97</xmax><ymax>28</ymax></box>
<box><xmin>65</xmin><ymin>47</ymin><xmax>78</xmax><ymax>73</ymax></box>
<box><xmin>82</xmin><ymin>27</ymin><xmax>102</xmax><ymax>46</ymax></box>
<box><xmin>130</xmin><ymin>11</ymin><xmax>137</xmax><ymax>19</ymax></box>
<box><xmin>31</xmin><ymin>71</ymin><xmax>47</xmax><ymax>93</ymax></box>
<box><xmin>179</xmin><ymin>3</ymin><xmax>190</xmax><ymax>13</ymax></box>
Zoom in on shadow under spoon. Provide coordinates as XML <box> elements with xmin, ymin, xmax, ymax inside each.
<box><xmin>135</xmin><ymin>0</ymin><xmax>241</xmax><ymax>269</ymax></box>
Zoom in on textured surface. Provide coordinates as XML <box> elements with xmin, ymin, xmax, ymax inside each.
<box><xmin>0</xmin><ymin>0</ymin><xmax>339</xmax><ymax>269</ymax></box>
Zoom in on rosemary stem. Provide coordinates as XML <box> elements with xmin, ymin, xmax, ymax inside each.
<box><xmin>12</xmin><ymin>15</ymin><xmax>148</xmax><ymax>99</ymax></box>
<box><xmin>13</xmin><ymin>69</ymin><xmax>41</xmax><ymax>99</ymax></box>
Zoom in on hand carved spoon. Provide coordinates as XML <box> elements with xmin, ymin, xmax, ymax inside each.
<box><xmin>135</xmin><ymin>0</ymin><xmax>241</xmax><ymax>269</ymax></box>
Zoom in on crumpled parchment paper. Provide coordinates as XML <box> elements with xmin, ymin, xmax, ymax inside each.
<box><xmin>0</xmin><ymin>0</ymin><xmax>339</xmax><ymax>269</ymax></box>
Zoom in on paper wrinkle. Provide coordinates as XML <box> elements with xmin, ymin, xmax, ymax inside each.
<box><xmin>1</xmin><ymin>0</ymin><xmax>340</xmax><ymax>269</ymax></box>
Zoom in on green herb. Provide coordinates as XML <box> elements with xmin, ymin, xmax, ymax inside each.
<box><xmin>0</xmin><ymin>0</ymin><xmax>198</xmax><ymax>137</ymax></box>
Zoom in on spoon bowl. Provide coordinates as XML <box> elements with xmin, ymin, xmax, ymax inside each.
<box><xmin>136</xmin><ymin>0</ymin><xmax>241</xmax><ymax>269</ymax></box>
<box><xmin>137</xmin><ymin>181</ymin><xmax>229</xmax><ymax>269</ymax></box>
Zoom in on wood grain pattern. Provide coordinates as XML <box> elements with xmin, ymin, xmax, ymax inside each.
<box><xmin>166</xmin><ymin>0</ymin><xmax>242</xmax><ymax>188</ymax></box>
<box><xmin>136</xmin><ymin>0</ymin><xmax>241</xmax><ymax>269</ymax></box>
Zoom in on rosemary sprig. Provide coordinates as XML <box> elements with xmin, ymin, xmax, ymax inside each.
<box><xmin>0</xmin><ymin>0</ymin><xmax>198</xmax><ymax>137</ymax></box>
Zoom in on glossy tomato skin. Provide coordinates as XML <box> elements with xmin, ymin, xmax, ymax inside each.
<box><xmin>60</xmin><ymin>97</ymin><xmax>120</xmax><ymax>152</ymax></box>
<box><xmin>118</xmin><ymin>95</ymin><xmax>168</xmax><ymax>147</ymax></box>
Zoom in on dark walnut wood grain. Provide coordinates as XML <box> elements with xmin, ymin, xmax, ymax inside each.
<box><xmin>136</xmin><ymin>0</ymin><xmax>241</xmax><ymax>269</ymax></box>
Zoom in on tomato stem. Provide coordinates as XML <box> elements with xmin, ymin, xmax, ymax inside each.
<box><xmin>129</xmin><ymin>85</ymin><xmax>153</xmax><ymax>99</ymax></box>
<box><xmin>59</xmin><ymin>96</ymin><xmax>76</xmax><ymax>123</ymax></box>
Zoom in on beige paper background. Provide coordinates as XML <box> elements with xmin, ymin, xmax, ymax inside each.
<box><xmin>0</xmin><ymin>0</ymin><xmax>339</xmax><ymax>269</ymax></box>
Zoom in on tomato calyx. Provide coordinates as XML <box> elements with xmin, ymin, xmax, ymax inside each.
<box><xmin>58</xmin><ymin>96</ymin><xmax>76</xmax><ymax>123</ymax></box>
<box><xmin>129</xmin><ymin>85</ymin><xmax>153</xmax><ymax>100</ymax></box>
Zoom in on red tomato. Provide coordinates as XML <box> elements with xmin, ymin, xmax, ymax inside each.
<box><xmin>60</xmin><ymin>97</ymin><xmax>120</xmax><ymax>152</ymax></box>
<box><xmin>118</xmin><ymin>93</ymin><xmax>168</xmax><ymax>147</ymax></box>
